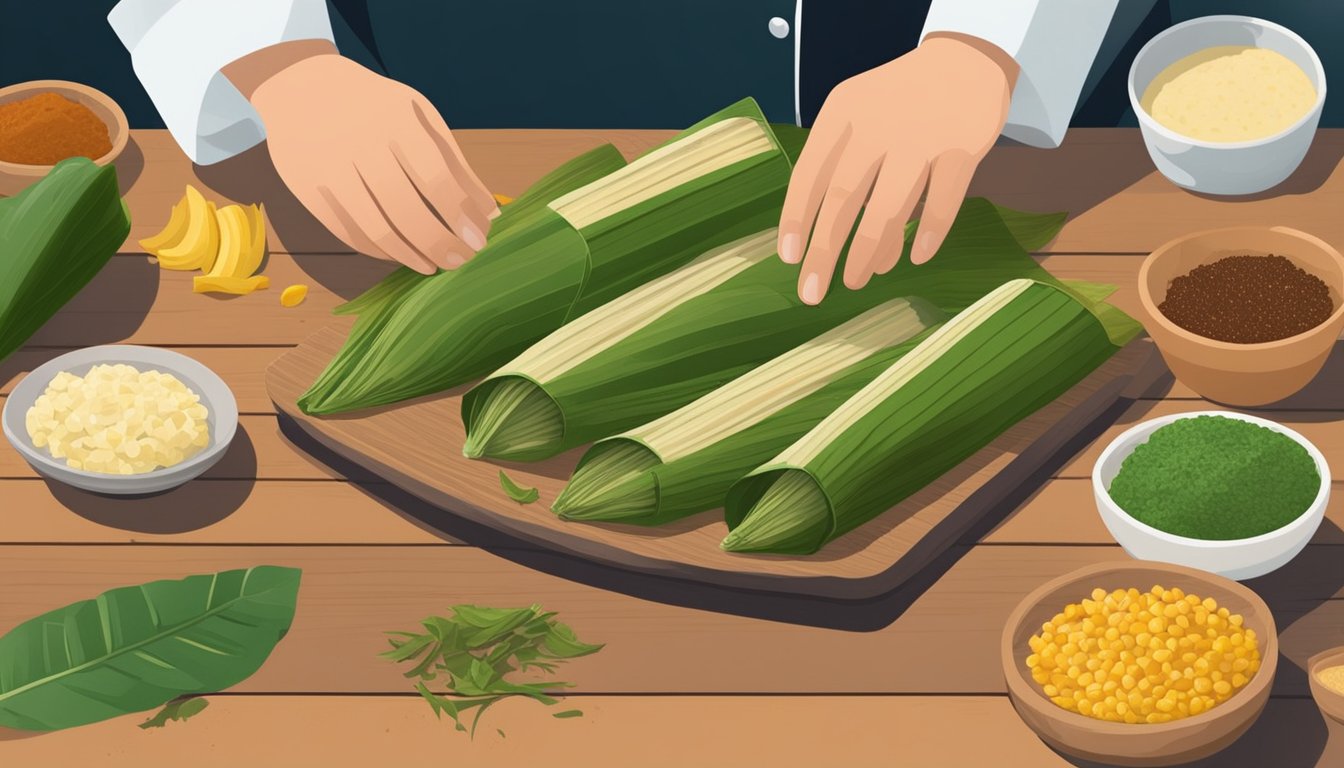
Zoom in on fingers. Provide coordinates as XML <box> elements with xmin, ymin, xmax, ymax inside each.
<box><xmin>778</xmin><ymin>119</ymin><xmax>848</xmax><ymax>265</ymax></box>
<box><xmin>842</xmin><ymin>161</ymin><xmax>928</xmax><ymax>289</ymax></box>
<box><xmin>314</xmin><ymin>171</ymin><xmax>439</xmax><ymax>275</ymax></box>
<box><xmin>910</xmin><ymin>150</ymin><xmax>978</xmax><ymax>265</ymax></box>
<box><xmin>392</xmin><ymin>130</ymin><xmax>491</xmax><ymax>252</ymax></box>
<box><xmin>359</xmin><ymin>151</ymin><xmax>473</xmax><ymax>270</ymax></box>
<box><xmin>796</xmin><ymin>154</ymin><xmax>882</xmax><ymax>305</ymax></box>
<box><xmin>412</xmin><ymin>99</ymin><xmax>499</xmax><ymax>221</ymax></box>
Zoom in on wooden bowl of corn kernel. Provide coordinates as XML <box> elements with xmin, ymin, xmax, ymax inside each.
<box><xmin>1001</xmin><ymin>560</ymin><xmax>1277</xmax><ymax>766</ymax></box>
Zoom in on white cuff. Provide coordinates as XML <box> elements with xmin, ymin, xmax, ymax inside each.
<box><xmin>109</xmin><ymin>0</ymin><xmax>335</xmax><ymax>164</ymax></box>
<box><xmin>921</xmin><ymin>0</ymin><xmax>1119</xmax><ymax>148</ymax></box>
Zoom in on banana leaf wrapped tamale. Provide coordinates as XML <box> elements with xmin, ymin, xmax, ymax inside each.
<box><xmin>299</xmin><ymin>98</ymin><xmax>792</xmax><ymax>415</ymax></box>
<box><xmin>461</xmin><ymin>198</ymin><xmax>1071</xmax><ymax>462</ymax></box>
<box><xmin>721</xmin><ymin>279</ymin><xmax>1142</xmax><ymax>555</ymax></box>
<box><xmin>551</xmin><ymin>300</ymin><xmax>945</xmax><ymax>524</ymax></box>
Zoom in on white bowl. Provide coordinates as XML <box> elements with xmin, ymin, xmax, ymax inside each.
<box><xmin>1128</xmin><ymin>15</ymin><xmax>1326</xmax><ymax>195</ymax></box>
<box><xmin>1092</xmin><ymin>410</ymin><xmax>1328</xmax><ymax>581</ymax></box>
<box><xmin>1</xmin><ymin>346</ymin><xmax>238</xmax><ymax>495</ymax></box>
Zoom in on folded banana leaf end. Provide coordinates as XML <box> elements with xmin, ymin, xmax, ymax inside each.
<box><xmin>552</xmin><ymin>442</ymin><xmax>659</xmax><ymax>522</ymax></box>
<box><xmin>721</xmin><ymin>470</ymin><xmax>830</xmax><ymax>554</ymax></box>
<box><xmin>462</xmin><ymin>377</ymin><xmax>565</xmax><ymax>461</ymax></box>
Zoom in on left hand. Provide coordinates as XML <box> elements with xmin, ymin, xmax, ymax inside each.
<box><xmin>778</xmin><ymin>33</ymin><xmax>1019</xmax><ymax>304</ymax></box>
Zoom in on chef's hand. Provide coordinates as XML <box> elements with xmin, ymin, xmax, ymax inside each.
<box><xmin>778</xmin><ymin>33</ymin><xmax>1019</xmax><ymax>304</ymax></box>
<box><xmin>223</xmin><ymin>41</ymin><xmax>498</xmax><ymax>274</ymax></box>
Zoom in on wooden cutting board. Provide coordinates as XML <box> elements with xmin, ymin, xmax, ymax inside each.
<box><xmin>267</xmin><ymin>326</ymin><xmax>1163</xmax><ymax>599</ymax></box>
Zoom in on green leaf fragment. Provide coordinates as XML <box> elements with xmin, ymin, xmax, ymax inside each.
<box><xmin>383</xmin><ymin>604</ymin><xmax>600</xmax><ymax>738</ymax></box>
<box><xmin>499</xmin><ymin>471</ymin><xmax>540</xmax><ymax>505</ymax></box>
<box><xmin>138</xmin><ymin>697</ymin><xmax>210</xmax><ymax>730</ymax></box>
<box><xmin>552</xmin><ymin>710</ymin><xmax>583</xmax><ymax>719</ymax></box>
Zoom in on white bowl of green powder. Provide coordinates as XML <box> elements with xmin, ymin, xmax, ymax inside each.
<box><xmin>1093</xmin><ymin>410</ymin><xmax>1328</xmax><ymax>580</ymax></box>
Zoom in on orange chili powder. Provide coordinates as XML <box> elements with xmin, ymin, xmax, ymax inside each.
<box><xmin>0</xmin><ymin>92</ymin><xmax>113</xmax><ymax>165</ymax></box>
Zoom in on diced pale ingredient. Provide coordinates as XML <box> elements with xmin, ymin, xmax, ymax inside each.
<box><xmin>25</xmin><ymin>363</ymin><xmax>210</xmax><ymax>475</ymax></box>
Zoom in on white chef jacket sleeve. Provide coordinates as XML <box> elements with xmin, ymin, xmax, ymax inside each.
<box><xmin>921</xmin><ymin>0</ymin><xmax>1119</xmax><ymax>148</ymax></box>
<box><xmin>108</xmin><ymin>0</ymin><xmax>335</xmax><ymax>165</ymax></box>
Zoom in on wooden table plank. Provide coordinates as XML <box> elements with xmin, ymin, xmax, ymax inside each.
<box><xmin>2</xmin><ymin>694</ymin><xmax>1336</xmax><ymax>768</ymax></box>
<box><xmin>21</xmin><ymin>254</ymin><xmax>392</xmax><ymax>348</ymax></box>
<box><xmin>986</xmin><ymin>479</ymin><xmax>1344</xmax><ymax>545</ymax></box>
<box><xmin>1</xmin><ymin>346</ymin><xmax>284</xmax><ymax>414</ymax></box>
<box><xmin>0</xmin><ymin>545</ymin><xmax>1337</xmax><ymax>697</ymax></box>
<box><xmin>0</xmin><ymin>480</ymin><xmax>455</xmax><ymax>545</ymax></box>
<box><xmin>0</xmin><ymin>415</ymin><xmax>334</xmax><ymax>480</ymax></box>
<box><xmin>2</xmin><ymin>474</ymin><xmax>1340</xmax><ymax>549</ymax></box>
<box><xmin>11</xmin><ymin>252</ymin><xmax>1142</xmax><ymax>348</ymax></box>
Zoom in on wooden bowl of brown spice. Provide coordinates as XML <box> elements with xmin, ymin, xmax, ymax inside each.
<box><xmin>0</xmin><ymin>80</ymin><xmax>129</xmax><ymax>196</ymax></box>
<box><xmin>1138</xmin><ymin>226</ymin><xmax>1344</xmax><ymax>406</ymax></box>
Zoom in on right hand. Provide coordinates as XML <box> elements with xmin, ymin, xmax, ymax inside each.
<box><xmin>228</xmin><ymin>44</ymin><xmax>498</xmax><ymax>274</ymax></box>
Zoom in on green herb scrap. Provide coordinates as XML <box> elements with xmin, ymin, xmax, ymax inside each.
<box><xmin>139</xmin><ymin>697</ymin><xmax>210</xmax><ymax>730</ymax></box>
<box><xmin>499</xmin><ymin>471</ymin><xmax>540</xmax><ymax>505</ymax></box>
<box><xmin>381</xmin><ymin>604</ymin><xmax>602</xmax><ymax>738</ymax></box>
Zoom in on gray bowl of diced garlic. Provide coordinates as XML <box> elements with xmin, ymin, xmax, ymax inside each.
<box><xmin>1129</xmin><ymin>15</ymin><xmax>1326</xmax><ymax>195</ymax></box>
<box><xmin>1</xmin><ymin>345</ymin><xmax>238</xmax><ymax>494</ymax></box>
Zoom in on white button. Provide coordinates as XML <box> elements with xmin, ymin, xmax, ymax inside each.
<box><xmin>768</xmin><ymin>17</ymin><xmax>790</xmax><ymax>39</ymax></box>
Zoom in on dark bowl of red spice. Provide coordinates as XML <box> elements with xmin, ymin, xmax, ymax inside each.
<box><xmin>1139</xmin><ymin>226</ymin><xmax>1344</xmax><ymax>405</ymax></box>
<box><xmin>0</xmin><ymin>80</ymin><xmax>128</xmax><ymax>196</ymax></box>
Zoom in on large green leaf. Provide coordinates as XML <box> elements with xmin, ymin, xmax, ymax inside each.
<box><xmin>0</xmin><ymin>566</ymin><xmax>301</xmax><ymax>731</ymax></box>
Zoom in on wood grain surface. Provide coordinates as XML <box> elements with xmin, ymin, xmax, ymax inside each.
<box><xmin>3</xmin><ymin>128</ymin><xmax>1343</xmax><ymax>766</ymax></box>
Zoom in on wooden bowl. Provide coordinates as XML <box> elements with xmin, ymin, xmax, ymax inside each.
<box><xmin>1138</xmin><ymin>226</ymin><xmax>1344</xmax><ymax>406</ymax></box>
<box><xmin>1002</xmin><ymin>560</ymin><xmax>1278</xmax><ymax>766</ymax></box>
<box><xmin>1307</xmin><ymin>646</ymin><xmax>1344</xmax><ymax>726</ymax></box>
<box><xmin>0</xmin><ymin>80</ymin><xmax>129</xmax><ymax>196</ymax></box>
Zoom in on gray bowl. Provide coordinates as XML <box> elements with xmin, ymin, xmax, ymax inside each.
<box><xmin>2</xmin><ymin>346</ymin><xmax>238</xmax><ymax>494</ymax></box>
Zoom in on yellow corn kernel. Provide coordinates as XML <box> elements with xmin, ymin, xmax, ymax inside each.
<box><xmin>280</xmin><ymin>283</ymin><xmax>309</xmax><ymax>308</ymax></box>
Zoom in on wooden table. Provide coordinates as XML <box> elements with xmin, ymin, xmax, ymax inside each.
<box><xmin>2</xmin><ymin>129</ymin><xmax>1343</xmax><ymax>766</ymax></box>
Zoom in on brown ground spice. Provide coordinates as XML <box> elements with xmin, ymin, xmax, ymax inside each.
<box><xmin>1159</xmin><ymin>254</ymin><xmax>1334</xmax><ymax>343</ymax></box>
<box><xmin>0</xmin><ymin>92</ymin><xmax>113</xmax><ymax>165</ymax></box>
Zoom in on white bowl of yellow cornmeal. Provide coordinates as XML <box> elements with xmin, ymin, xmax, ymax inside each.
<box><xmin>1129</xmin><ymin>15</ymin><xmax>1325</xmax><ymax>195</ymax></box>
<box><xmin>1</xmin><ymin>346</ymin><xmax>238</xmax><ymax>495</ymax></box>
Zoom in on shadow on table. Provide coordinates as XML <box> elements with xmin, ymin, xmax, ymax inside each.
<box><xmin>47</xmin><ymin>424</ymin><xmax>258</xmax><ymax>534</ymax></box>
<box><xmin>194</xmin><ymin>145</ymin><xmax>394</xmax><ymax>302</ymax></box>
<box><xmin>113</xmin><ymin>134</ymin><xmax>145</xmax><ymax>197</ymax></box>
<box><xmin>1188</xmin><ymin>137</ymin><xmax>1344</xmax><ymax>203</ymax></box>
<box><xmin>277</xmin><ymin>399</ymin><xmax>1128</xmax><ymax>631</ymax></box>
<box><xmin>1056</xmin><ymin>700</ymin><xmax>1332</xmax><ymax>768</ymax></box>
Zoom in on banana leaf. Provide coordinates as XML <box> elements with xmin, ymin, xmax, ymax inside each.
<box><xmin>461</xmin><ymin>197</ymin><xmax>1072</xmax><ymax>462</ymax></box>
<box><xmin>0</xmin><ymin>566</ymin><xmax>301</xmax><ymax>731</ymax></box>
<box><xmin>0</xmin><ymin>158</ymin><xmax>130</xmax><ymax>364</ymax></box>
<box><xmin>299</xmin><ymin>98</ymin><xmax>793</xmax><ymax>415</ymax></box>
<box><xmin>722</xmin><ymin>279</ymin><xmax>1142</xmax><ymax>554</ymax></box>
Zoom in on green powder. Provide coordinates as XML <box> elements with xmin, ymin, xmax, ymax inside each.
<box><xmin>1108</xmin><ymin>415</ymin><xmax>1320</xmax><ymax>540</ymax></box>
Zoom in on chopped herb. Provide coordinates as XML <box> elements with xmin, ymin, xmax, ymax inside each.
<box><xmin>139</xmin><ymin>697</ymin><xmax>209</xmax><ymax>730</ymax></box>
<box><xmin>553</xmin><ymin>710</ymin><xmax>583</xmax><ymax>719</ymax></box>
<box><xmin>382</xmin><ymin>604</ymin><xmax>601</xmax><ymax>738</ymax></box>
<box><xmin>499</xmin><ymin>471</ymin><xmax>540</xmax><ymax>505</ymax></box>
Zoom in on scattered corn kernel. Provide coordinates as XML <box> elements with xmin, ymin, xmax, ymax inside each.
<box><xmin>24</xmin><ymin>364</ymin><xmax>210</xmax><ymax>475</ymax></box>
<box><xmin>1026</xmin><ymin>586</ymin><xmax>1260</xmax><ymax>724</ymax></box>
<box><xmin>493</xmin><ymin>193</ymin><xmax>515</xmax><ymax>206</ymax></box>
<box><xmin>280</xmin><ymin>283</ymin><xmax>309</xmax><ymax>308</ymax></box>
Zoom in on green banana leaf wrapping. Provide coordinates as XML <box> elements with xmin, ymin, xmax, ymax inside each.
<box><xmin>462</xmin><ymin>197</ymin><xmax>1072</xmax><ymax>462</ymax></box>
<box><xmin>0</xmin><ymin>566</ymin><xmax>301</xmax><ymax>731</ymax></box>
<box><xmin>299</xmin><ymin>98</ymin><xmax>793</xmax><ymax>415</ymax></box>
<box><xmin>553</xmin><ymin>311</ymin><xmax>945</xmax><ymax>525</ymax></box>
<box><xmin>0</xmin><ymin>158</ymin><xmax>129</xmax><ymax>364</ymax></box>
<box><xmin>722</xmin><ymin>279</ymin><xmax>1142</xmax><ymax>555</ymax></box>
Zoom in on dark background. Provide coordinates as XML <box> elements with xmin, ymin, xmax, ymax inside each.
<box><xmin>3</xmin><ymin>1</ymin><xmax>1342</xmax><ymax>130</ymax></box>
